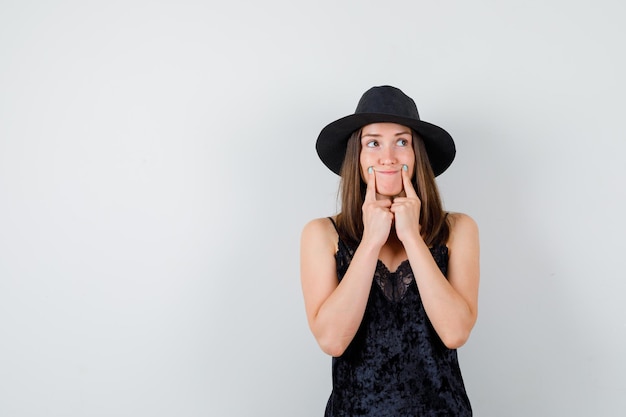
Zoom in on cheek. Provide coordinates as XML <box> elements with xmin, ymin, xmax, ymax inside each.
<box><xmin>403</xmin><ymin>150</ymin><xmax>416</xmax><ymax>174</ymax></box>
<box><xmin>404</xmin><ymin>162</ymin><xmax>416</xmax><ymax>182</ymax></box>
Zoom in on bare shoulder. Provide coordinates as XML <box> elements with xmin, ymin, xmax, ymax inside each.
<box><xmin>447</xmin><ymin>212</ymin><xmax>478</xmax><ymax>231</ymax></box>
<box><xmin>446</xmin><ymin>212</ymin><xmax>479</xmax><ymax>249</ymax></box>
<box><xmin>301</xmin><ymin>216</ymin><xmax>339</xmax><ymax>254</ymax></box>
<box><xmin>300</xmin><ymin>217</ymin><xmax>341</xmax><ymax>307</ymax></box>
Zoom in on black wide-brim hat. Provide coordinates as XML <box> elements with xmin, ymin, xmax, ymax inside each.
<box><xmin>316</xmin><ymin>85</ymin><xmax>456</xmax><ymax>176</ymax></box>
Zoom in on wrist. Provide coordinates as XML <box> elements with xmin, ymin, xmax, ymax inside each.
<box><xmin>357</xmin><ymin>237</ymin><xmax>385</xmax><ymax>255</ymax></box>
<box><xmin>399</xmin><ymin>230</ymin><xmax>425</xmax><ymax>249</ymax></box>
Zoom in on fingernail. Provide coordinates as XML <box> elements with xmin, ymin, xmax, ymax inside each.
<box><xmin>402</xmin><ymin>164</ymin><xmax>408</xmax><ymax>172</ymax></box>
<box><xmin>368</xmin><ymin>166</ymin><xmax>373</xmax><ymax>174</ymax></box>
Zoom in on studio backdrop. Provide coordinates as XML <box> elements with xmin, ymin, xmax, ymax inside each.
<box><xmin>1</xmin><ymin>1</ymin><xmax>625</xmax><ymax>416</ymax></box>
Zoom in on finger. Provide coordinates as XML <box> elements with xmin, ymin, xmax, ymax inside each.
<box><xmin>389</xmin><ymin>199</ymin><xmax>402</xmax><ymax>209</ymax></box>
<box><xmin>401</xmin><ymin>165</ymin><xmax>418</xmax><ymax>198</ymax></box>
<box><xmin>365</xmin><ymin>166</ymin><xmax>377</xmax><ymax>202</ymax></box>
<box><xmin>389</xmin><ymin>199</ymin><xmax>405</xmax><ymax>212</ymax></box>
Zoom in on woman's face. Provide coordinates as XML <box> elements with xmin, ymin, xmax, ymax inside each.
<box><xmin>359</xmin><ymin>122</ymin><xmax>415</xmax><ymax>198</ymax></box>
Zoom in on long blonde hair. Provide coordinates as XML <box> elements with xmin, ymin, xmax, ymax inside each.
<box><xmin>335</xmin><ymin>128</ymin><xmax>450</xmax><ymax>248</ymax></box>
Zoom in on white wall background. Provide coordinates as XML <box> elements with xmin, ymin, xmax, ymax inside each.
<box><xmin>1</xmin><ymin>1</ymin><xmax>625</xmax><ymax>416</ymax></box>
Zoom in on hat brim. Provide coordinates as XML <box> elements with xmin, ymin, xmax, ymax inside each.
<box><xmin>316</xmin><ymin>113</ymin><xmax>456</xmax><ymax>176</ymax></box>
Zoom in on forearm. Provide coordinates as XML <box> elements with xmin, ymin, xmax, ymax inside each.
<box><xmin>403</xmin><ymin>234</ymin><xmax>477</xmax><ymax>348</ymax></box>
<box><xmin>311</xmin><ymin>241</ymin><xmax>380</xmax><ymax>356</ymax></box>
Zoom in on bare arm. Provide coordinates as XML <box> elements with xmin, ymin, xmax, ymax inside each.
<box><xmin>392</xmin><ymin>170</ymin><xmax>480</xmax><ymax>349</ymax></box>
<box><xmin>300</xmin><ymin>219</ymin><xmax>379</xmax><ymax>356</ymax></box>
<box><xmin>300</xmin><ymin>169</ymin><xmax>393</xmax><ymax>357</ymax></box>
<box><xmin>402</xmin><ymin>213</ymin><xmax>479</xmax><ymax>348</ymax></box>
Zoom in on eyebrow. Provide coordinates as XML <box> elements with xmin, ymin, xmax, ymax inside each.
<box><xmin>361</xmin><ymin>130</ymin><xmax>412</xmax><ymax>138</ymax></box>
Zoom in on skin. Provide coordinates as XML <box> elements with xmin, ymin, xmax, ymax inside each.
<box><xmin>300</xmin><ymin>123</ymin><xmax>480</xmax><ymax>357</ymax></box>
<box><xmin>359</xmin><ymin>123</ymin><xmax>415</xmax><ymax>200</ymax></box>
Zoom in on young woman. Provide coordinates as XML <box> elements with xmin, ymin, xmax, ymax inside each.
<box><xmin>301</xmin><ymin>86</ymin><xmax>479</xmax><ymax>416</ymax></box>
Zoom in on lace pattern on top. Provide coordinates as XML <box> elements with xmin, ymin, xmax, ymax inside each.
<box><xmin>373</xmin><ymin>245</ymin><xmax>449</xmax><ymax>302</ymax></box>
<box><xmin>374</xmin><ymin>260</ymin><xmax>413</xmax><ymax>302</ymax></box>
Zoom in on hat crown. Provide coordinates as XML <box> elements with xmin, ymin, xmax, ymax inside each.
<box><xmin>355</xmin><ymin>86</ymin><xmax>420</xmax><ymax>120</ymax></box>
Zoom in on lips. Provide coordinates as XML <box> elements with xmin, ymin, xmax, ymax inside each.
<box><xmin>375</xmin><ymin>169</ymin><xmax>400</xmax><ymax>175</ymax></box>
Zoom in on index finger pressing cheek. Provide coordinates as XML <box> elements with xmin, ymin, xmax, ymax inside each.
<box><xmin>365</xmin><ymin>166</ymin><xmax>377</xmax><ymax>202</ymax></box>
<box><xmin>401</xmin><ymin>164</ymin><xmax>418</xmax><ymax>198</ymax></box>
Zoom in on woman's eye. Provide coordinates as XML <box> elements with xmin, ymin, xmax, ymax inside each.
<box><xmin>366</xmin><ymin>141</ymin><xmax>378</xmax><ymax>148</ymax></box>
<box><xmin>397</xmin><ymin>138</ymin><xmax>409</xmax><ymax>146</ymax></box>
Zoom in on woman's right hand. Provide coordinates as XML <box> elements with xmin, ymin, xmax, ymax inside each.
<box><xmin>301</xmin><ymin>167</ymin><xmax>391</xmax><ymax>357</ymax></box>
<box><xmin>361</xmin><ymin>167</ymin><xmax>393</xmax><ymax>249</ymax></box>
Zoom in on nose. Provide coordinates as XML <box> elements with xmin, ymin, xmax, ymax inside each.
<box><xmin>379</xmin><ymin>147</ymin><xmax>397</xmax><ymax>165</ymax></box>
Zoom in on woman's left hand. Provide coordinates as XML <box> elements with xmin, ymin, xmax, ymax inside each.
<box><xmin>390</xmin><ymin>167</ymin><xmax>422</xmax><ymax>244</ymax></box>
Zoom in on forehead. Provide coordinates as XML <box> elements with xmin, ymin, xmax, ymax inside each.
<box><xmin>361</xmin><ymin>122</ymin><xmax>412</xmax><ymax>136</ymax></box>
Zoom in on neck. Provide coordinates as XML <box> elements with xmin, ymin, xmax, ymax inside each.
<box><xmin>385</xmin><ymin>228</ymin><xmax>403</xmax><ymax>247</ymax></box>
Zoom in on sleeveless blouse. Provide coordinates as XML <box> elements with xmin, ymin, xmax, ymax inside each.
<box><xmin>325</xmin><ymin>219</ymin><xmax>472</xmax><ymax>416</ymax></box>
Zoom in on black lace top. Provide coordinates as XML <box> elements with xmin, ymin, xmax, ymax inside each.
<box><xmin>325</xmin><ymin>220</ymin><xmax>472</xmax><ymax>417</ymax></box>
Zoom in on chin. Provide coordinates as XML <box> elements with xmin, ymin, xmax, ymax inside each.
<box><xmin>377</xmin><ymin>187</ymin><xmax>403</xmax><ymax>197</ymax></box>
<box><xmin>374</xmin><ymin>176</ymin><xmax>403</xmax><ymax>197</ymax></box>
